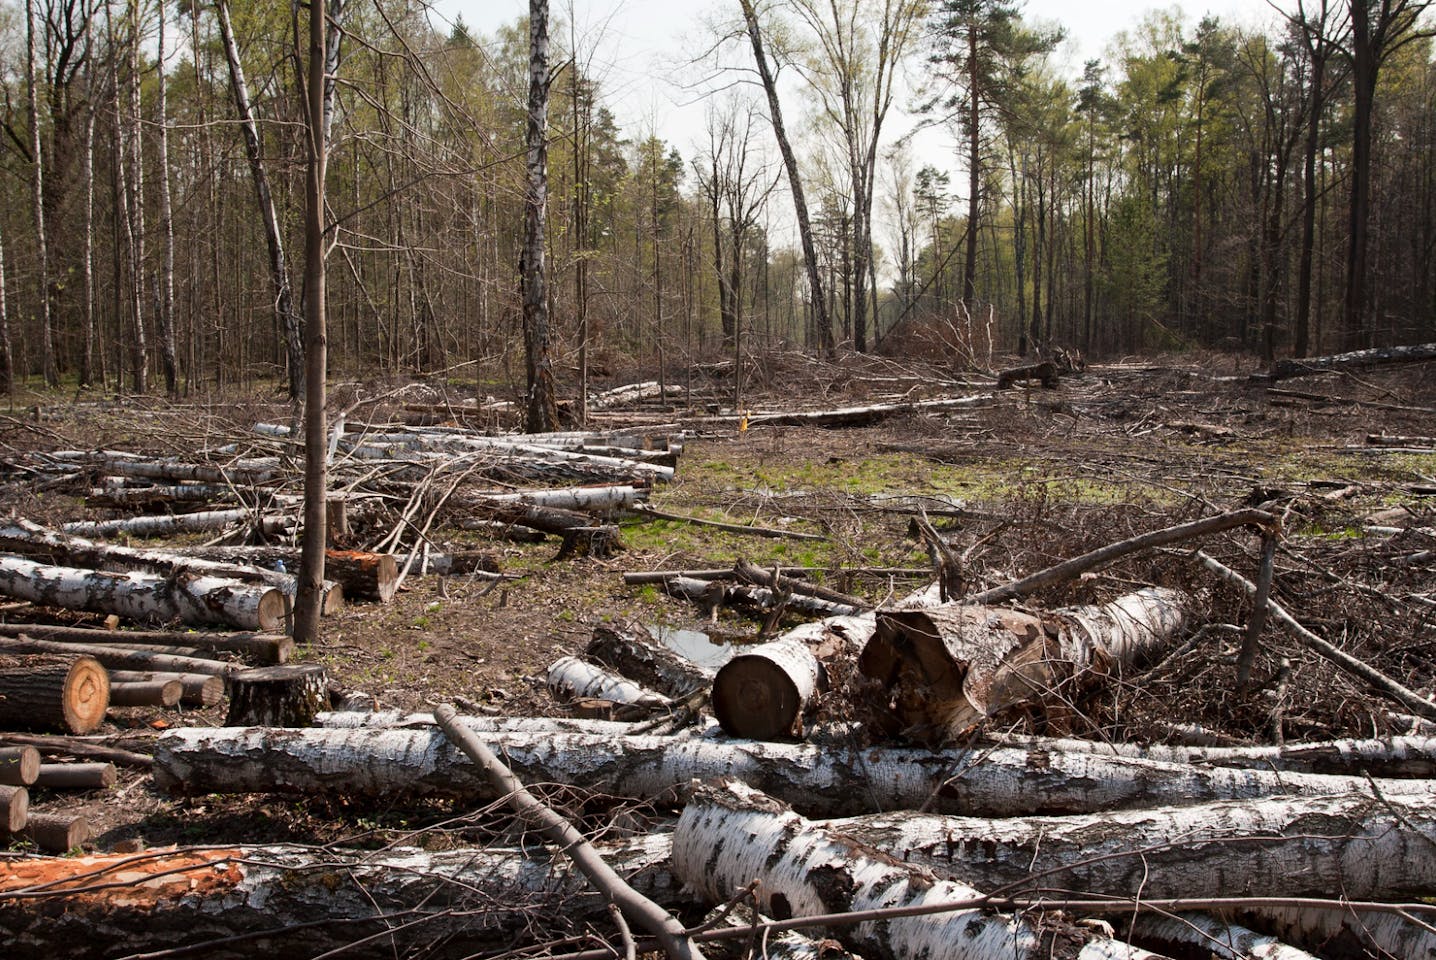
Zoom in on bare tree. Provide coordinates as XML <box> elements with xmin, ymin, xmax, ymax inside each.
<box><xmin>522</xmin><ymin>0</ymin><xmax>559</xmax><ymax>433</ymax></box>
<box><xmin>125</xmin><ymin>0</ymin><xmax>149</xmax><ymax>392</ymax></box>
<box><xmin>737</xmin><ymin>0</ymin><xmax>834</xmax><ymax>354</ymax></box>
<box><xmin>215</xmin><ymin>0</ymin><xmax>304</xmax><ymax>399</ymax></box>
<box><xmin>155</xmin><ymin>0</ymin><xmax>179</xmax><ymax>396</ymax></box>
<box><xmin>27</xmin><ymin>0</ymin><xmax>59</xmax><ymax>387</ymax></box>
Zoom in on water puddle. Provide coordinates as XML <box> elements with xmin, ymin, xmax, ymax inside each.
<box><xmin>651</xmin><ymin>626</ymin><xmax>737</xmax><ymax>670</ymax></box>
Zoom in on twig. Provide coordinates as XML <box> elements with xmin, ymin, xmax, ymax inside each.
<box><xmin>432</xmin><ymin>704</ymin><xmax>704</xmax><ymax>960</ymax></box>
<box><xmin>1237</xmin><ymin>532</ymin><xmax>1278</xmax><ymax>691</ymax></box>
<box><xmin>1196</xmin><ymin>550</ymin><xmax>1436</xmax><ymax>721</ymax></box>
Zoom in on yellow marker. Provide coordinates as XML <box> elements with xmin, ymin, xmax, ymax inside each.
<box><xmin>739</xmin><ymin>411</ymin><xmax>749</xmax><ymax>432</ymax></box>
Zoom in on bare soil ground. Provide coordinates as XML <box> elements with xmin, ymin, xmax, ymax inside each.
<box><xmin>1</xmin><ymin>352</ymin><xmax>1433</xmax><ymax>853</ymax></box>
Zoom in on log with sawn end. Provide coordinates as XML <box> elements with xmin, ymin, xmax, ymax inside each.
<box><xmin>0</xmin><ymin>623</ymin><xmax>293</xmax><ymax>664</ymax></box>
<box><xmin>0</xmin><ymin>556</ymin><xmax>286</xmax><ymax>631</ymax></box>
<box><xmin>0</xmin><ymin>654</ymin><xmax>109</xmax><ymax>735</ymax></box>
<box><xmin>0</xmin><ymin>747</ymin><xmax>41</xmax><ymax>785</ymax></box>
<box><xmin>0</xmin><ymin>635</ymin><xmax>238</xmax><ymax>679</ymax></box>
<box><xmin>109</xmin><ymin>670</ymin><xmax>225</xmax><ymax>707</ymax></box>
<box><xmin>33</xmin><ymin>762</ymin><xmax>117</xmax><ymax>789</ymax></box>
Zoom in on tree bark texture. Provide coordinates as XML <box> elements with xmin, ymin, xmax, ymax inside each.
<box><xmin>547</xmin><ymin>656</ymin><xmax>672</xmax><ymax>711</ymax></box>
<box><xmin>0</xmin><ymin>636</ymin><xmax>237</xmax><ymax>680</ymax></box>
<box><xmin>673</xmin><ymin>780</ymin><xmax>1156</xmax><ymax>960</ymax></box>
<box><xmin>818</xmin><ymin>791</ymin><xmax>1436</xmax><ymax>902</ymax></box>
<box><xmin>60</xmin><ymin>509</ymin><xmax>288</xmax><ymax>540</ymax></box>
<box><xmin>0</xmin><ymin>623</ymin><xmax>292</xmax><ymax>666</ymax></box>
<box><xmin>0</xmin><ymin>837</ymin><xmax>678</xmax><ymax>959</ymax></box>
<box><xmin>225</xmin><ymin>665</ymin><xmax>327</xmax><ymax>727</ymax></box>
<box><xmin>858</xmin><ymin>588</ymin><xmax>1188</xmax><ymax>742</ymax></box>
<box><xmin>1130</xmin><ymin>913</ymin><xmax>1319</xmax><ymax>960</ymax></box>
<box><xmin>150</xmin><ymin>726</ymin><xmax>1431</xmax><ymax>816</ymax></box>
<box><xmin>0</xmin><ymin>556</ymin><xmax>285</xmax><ymax>631</ymax></box>
<box><xmin>0</xmin><ymin>654</ymin><xmax>109</xmax><ymax>734</ymax></box>
<box><xmin>521</xmin><ymin>0</ymin><xmax>558</xmax><ymax>433</ymax></box>
<box><xmin>586</xmin><ymin>622</ymin><xmax>714</xmax><ymax>697</ymax></box>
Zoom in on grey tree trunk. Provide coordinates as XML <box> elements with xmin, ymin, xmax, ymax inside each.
<box><xmin>522</xmin><ymin>0</ymin><xmax>558</xmax><ymax>433</ymax></box>
<box><xmin>155</xmin><ymin>6</ymin><xmax>179</xmax><ymax>396</ymax></box>
<box><xmin>0</xmin><ymin>224</ymin><xmax>12</xmax><ymax>393</ymax></box>
<box><xmin>125</xmin><ymin>0</ymin><xmax>149</xmax><ymax>393</ymax></box>
<box><xmin>293</xmin><ymin>0</ymin><xmax>330</xmax><ymax>645</ymax></box>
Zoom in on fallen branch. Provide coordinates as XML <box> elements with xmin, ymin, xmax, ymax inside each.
<box><xmin>433</xmin><ymin>704</ymin><xmax>703</xmax><ymax>960</ymax></box>
<box><xmin>1196</xmin><ymin>550</ymin><xmax>1436</xmax><ymax>721</ymax></box>
<box><xmin>627</xmin><ymin>504</ymin><xmax>826</xmax><ymax>541</ymax></box>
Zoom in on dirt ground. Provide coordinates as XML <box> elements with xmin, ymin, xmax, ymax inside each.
<box><xmin>1</xmin><ymin>352</ymin><xmax>1433</xmax><ymax>852</ymax></box>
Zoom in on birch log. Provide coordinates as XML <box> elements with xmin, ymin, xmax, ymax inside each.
<box><xmin>0</xmin><ymin>623</ymin><xmax>292</xmax><ymax>665</ymax></box>
<box><xmin>0</xmin><ymin>557</ymin><xmax>286</xmax><ymax>631</ymax></box>
<box><xmin>1129</xmin><ymin>914</ymin><xmax>1320</xmax><ymax>960</ymax></box>
<box><xmin>546</xmin><ymin>657</ymin><xmax>672</xmax><ymax>711</ymax></box>
<box><xmin>60</xmin><ymin>509</ymin><xmax>289</xmax><ymax>539</ymax></box>
<box><xmin>0</xmin><ymin>836</ymin><xmax>678</xmax><ymax>959</ymax></box>
<box><xmin>987</xmin><ymin>733</ymin><xmax>1436</xmax><ymax>777</ymax></box>
<box><xmin>585</xmin><ymin>622</ymin><xmax>714</xmax><ymax>696</ymax></box>
<box><xmin>150</xmin><ymin>726</ymin><xmax>1433</xmax><ymax>815</ymax></box>
<box><xmin>673</xmin><ymin>780</ymin><xmax>1155</xmax><ymax>960</ymax></box>
<box><xmin>859</xmin><ymin>588</ymin><xmax>1188</xmax><ymax>742</ymax></box>
<box><xmin>1233</xmin><ymin>902</ymin><xmax>1436</xmax><ymax>960</ymax></box>
<box><xmin>712</xmin><ymin>584</ymin><xmax>941</xmax><ymax>740</ymax></box>
<box><xmin>0</xmin><ymin>654</ymin><xmax>109</xmax><ymax>734</ymax></box>
<box><xmin>818</xmin><ymin>792</ymin><xmax>1436</xmax><ymax>901</ymax></box>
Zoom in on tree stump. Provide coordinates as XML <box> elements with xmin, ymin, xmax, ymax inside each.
<box><xmin>0</xmin><ymin>785</ymin><xmax>28</xmax><ymax>832</ymax></box>
<box><xmin>225</xmin><ymin>665</ymin><xmax>328</xmax><ymax>727</ymax></box>
<box><xmin>0</xmin><ymin>654</ymin><xmax>110</xmax><ymax>734</ymax></box>
<box><xmin>324</xmin><ymin>550</ymin><xmax>398</xmax><ymax>602</ymax></box>
<box><xmin>0</xmin><ymin>747</ymin><xmax>41</xmax><ymax>786</ymax></box>
<box><xmin>25</xmin><ymin>812</ymin><xmax>90</xmax><ymax>851</ymax></box>
<box><xmin>554</xmin><ymin>525</ymin><xmax>624</xmax><ymax>561</ymax></box>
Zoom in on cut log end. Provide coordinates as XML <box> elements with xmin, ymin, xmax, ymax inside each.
<box><xmin>254</xmin><ymin>588</ymin><xmax>289</xmax><ymax>633</ymax></box>
<box><xmin>225</xmin><ymin>665</ymin><xmax>328</xmax><ymax>727</ymax></box>
<box><xmin>0</xmin><ymin>784</ymin><xmax>28</xmax><ymax>832</ymax></box>
<box><xmin>65</xmin><ymin>657</ymin><xmax>111</xmax><ymax>734</ymax></box>
<box><xmin>0</xmin><ymin>746</ymin><xmax>41</xmax><ymax>786</ymax></box>
<box><xmin>712</xmin><ymin>655</ymin><xmax>804</xmax><ymax>740</ymax></box>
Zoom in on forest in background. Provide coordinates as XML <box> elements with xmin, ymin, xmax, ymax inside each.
<box><xmin>0</xmin><ymin>0</ymin><xmax>1432</xmax><ymax>398</ymax></box>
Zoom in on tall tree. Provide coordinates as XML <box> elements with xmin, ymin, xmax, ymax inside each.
<box><xmin>0</xmin><ymin>227</ymin><xmax>11</xmax><ymax>394</ymax></box>
<box><xmin>155</xmin><ymin>0</ymin><xmax>179</xmax><ymax>396</ymax></box>
<box><xmin>293</xmin><ymin>0</ymin><xmax>330</xmax><ymax>644</ymax></box>
<box><xmin>27</xmin><ymin>0</ymin><xmax>59</xmax><ymax>386</ymax></box>
<box><xmin>522</xmin><ymin>0</ymin><xmax>559</xmax><ymax>432</ymax></box>
<box><xmin>215</xmin><ymin>0</ymin><xmax>303</xmax><ymax>399</ymax></box>
<box><xmin>737</xmin><ymin>0</ymin><xmax>834</xmax><ymax>353</ymax></box>
<box><xmin>1341</xmin><ymin>0</ymin><xmax>1433</xmax><ymax>348</ymax></box>
<box><xmin>929</xmin><ymin>0</ymin><xmax>1058</xmax><ymax>315</ymax></box>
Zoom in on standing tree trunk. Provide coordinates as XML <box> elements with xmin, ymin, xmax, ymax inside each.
<box><xmin>215</xmin><ymin>0</ymin><xmax>303</xmax><ymax>400</ymax></box>
<box><xmin>0</xmin><ymin>226</ymin><xmax>12</xmax><ymax>394</ymax></box>
<box><xmin>155</xmin><ymin>5</ymin><xmax>179</xmax><ymax>396</ymax></box>
<box><xmin>27</xmin><ymin>0</ymin><xmax>58</xmax><ymax>387</ymax></box>
<box><xmin>293</xmin><ymin>0</ymin><xmax>329</xmax><ymax>645</ymax></box>
<box><xmin>125</xmin><ymin>0</ymin><xmax>149</xmax><ymax>393</ymax></box>
<box><xmin>79</xmin><ymin>60</ymin><xmax>97</xmax><ymax>388</ymax></box>
<box><xmin>522</xmin><ymin>0</ymin><xmax>558</xmax><ymax>434</ymax></box>
<box><xmin>737</xmin><ymin>0</ymin><xmax>832</xmax><ymax>355</ymax></box>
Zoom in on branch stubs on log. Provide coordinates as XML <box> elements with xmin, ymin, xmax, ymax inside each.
<box><xmin>0</xmin><ymin>654</ymin><xmax>109</xmax><ymax>734</ymax></box>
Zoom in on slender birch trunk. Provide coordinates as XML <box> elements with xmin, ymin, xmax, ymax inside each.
<box><xmin>522</xmin><ymin>0</ymin><xmax>558</xmax><ymax>433</ymax></box>
<box><xmin>155</xmin><ymin>2</ymin><xmax>179</xmax><ymax>396</ymax></box>
<box><xmin>125</xmin><ymin>0</ymin><xmax>148</xmax><ymax>393</ymax></box>
<box><xmin>0</xmin><ymin>226</ymin><xmax>12</xmax><ymax>394</ymax></box>
<box><xmin>79</xmin><ymin>67</ymin><xmax>97</xmax><ymax>388</ymax></box>
<box><xmin>26</xmin><ymin>0</ymin><xmax>58</xmax><ymax>387</ymax></box>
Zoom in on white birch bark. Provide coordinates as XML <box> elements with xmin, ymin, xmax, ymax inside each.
<box><xmin>0</xmin><ymin>557</ymin><xmax>285</xmax><ymax>631</ymax></box>
<box><xmin>61</xmin><ymin>509</ymin><xmax>290</xmax><ymax>539</ymax></box>
<box><xmin>860</xmin><ymin>588</ymin><xmax>1188</xmax><ymax>741</ymax></box>
<box><xmin>547</xmin><ymin>656</ymin><xmax>673</xmax><ymax>709</ymax></box>
<box><xmin>150</xmin><ymin>726</ymin><xmax>1431</xmax><ymax>815</ymax></box>
<box><xmin>1237</xmin><ymin>902</ymin><xmax>1436</xmax><ymax>960</ymax></box>
<box><xmin>818</xmin><ymin>792</ymin><xmax>1436</xmax><ymax>901</ymax></box>
<box><xmin>1129</xmin><ymin>914</ymin><xmax>1320</xmax><ymax>960</ymax></box>
<box><xmin>673</xmin><ymin>780</ymin><xmax>1159</xmax><ymax>960</ymax></box>
<box><xmin>0</xmin><ymin>836</ymin><xmax>677</xmax><ymax>958</ymax></box>
<box><xmin>988</xmin><ymin>733</ymin><xmax>1436</xmax><ymax>777</ymax></box>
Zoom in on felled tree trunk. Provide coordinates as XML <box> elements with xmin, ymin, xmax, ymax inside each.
<box><xmin>109</xmin><ymin>671</ymin><xmax>224</xmax><ymax>708</ymax></box>
<box><xmin>859</xmin><ymin>588</ymin><xmax>1188</xmax><ymax>742</ymax></box>
<box><xmin>547</xmin><ymin>657</ymin><xmax>672</xmax><ymax>713</ymax></box>
<box><xmin>663</xmin><ymin>576</ymin><xmax>863</xmax><ymax>620</ymax></box>
<box><xmin>0</xmin><ymin>557</ymin><xmax>285</xmax><ymax>631</ymax></box>
<box><xmin>673</xmin><ymin>780</ymin><xmax>1156</xmax><ymax>960</ymax></box>
<box><xmin>150</xmin><ymin>726</ymin><xmax>1430</xmax><ymax>816</ymax></box>
<box><xmin>988</xmin><ymin>733</ymin><xmax>1436</xmax><ymax>777</ymax></box>
<box><xmin>0</xmin><ymin>654</ymin><xmax>109</xmax><ymax>734</ymax></box>
<box><xmin>818</xmin><ymin>792</ymin><xmax>1436</xmax><ymax>902</ymax></box>
<box><xmin>1233</xmin><ymin>902</ymin><xmax>1436</xmax><ymax>960</ymax></box>
<box><xmin>0</xmin><ymin>636</ymin><xmax>237</xmax><ymax>679</ymax></box>
<box><xmin>711</xmin><ymin>584</ymin><xmax>941</xmax><ymax>740</ymax></box>
<box><xmin>159</xmin><ymin>547</ymin><xmax>399</xmax><ymax>604</ymax></box>
<box><xmin>1130</xmin><ymin>914</ymin><xmax>1319</xmax><ymax>960</ymax></box>
<box><xmin>109</xmin><ymin>679</ymin><xmax>183</xmax><ymax>707</ymax></box>
<box><xmin>0</xmin><ymin>835</ymin><xmax>678</xmax><ymax>958</ymax></box>
<box><xmin>60</xmin><ymin>509</ymin><xmax>289</xmax><ymax>539</ymax></box>
<box><xmin>586</xmin><ymin>622</ymin><xmax>714</xmax><ymax>696</ymax></box>
<box><xmin>1265</xmin><ymin>341</ymin><xmax>1436</xmax><ymax>381</ymax></box>
<box><xmin>0</xmin><ymin>624</ymin><xmax>293</xmax><ymax>666</ymax></box>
